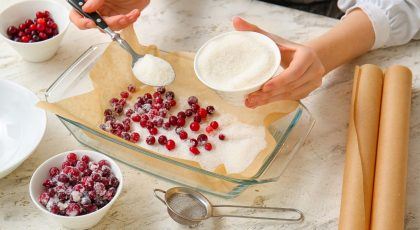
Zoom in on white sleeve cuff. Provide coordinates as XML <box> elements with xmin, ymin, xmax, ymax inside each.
<box><xmin>341</xmin><ymin>3</ymin><xmax>390</xmax><ymax>49</ymax></box>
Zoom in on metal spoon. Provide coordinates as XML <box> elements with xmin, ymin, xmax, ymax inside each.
<box><xmin>67</xmin><ymin>0</ymin><xmax>175</xmax><ymax>86</ymax></box>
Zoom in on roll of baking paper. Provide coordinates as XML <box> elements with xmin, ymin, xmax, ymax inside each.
<box><xmin>338</xmin><ymin>64</ymin><xmax>383</xmax><ymax>230</ymax></box>
<box><xmin>371</xmin><ymin>65</ymin><xmax>412</xmax><ymax>230</ymax></box>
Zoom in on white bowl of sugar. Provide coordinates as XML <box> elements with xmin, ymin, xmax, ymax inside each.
<box><xmin>194</xmin><ymin>31</ymin><xmax>281</xmax><ymax>106</ymax></box>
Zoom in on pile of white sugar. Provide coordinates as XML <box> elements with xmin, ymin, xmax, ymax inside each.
<box><xmin>132</xmin><ymin>54</ymin><xmax>175</xmax><ymax>86</ymax></box>
<box><xmin>195</xmin><ymin>31</ymin><xmax>279</xmax><ymax>91</ymax></box>
<box><xmin>127</xmin><ymin>98</ymin><xmax>267</xmax><ymax>174</ymax></box>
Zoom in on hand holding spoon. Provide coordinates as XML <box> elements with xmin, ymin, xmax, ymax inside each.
<box><xmin>67</xmin><ymin>0</ymin><xmax>175</xmax><ymax>86</ymax></box>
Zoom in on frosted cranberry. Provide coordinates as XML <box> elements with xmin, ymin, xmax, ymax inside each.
<box><xmin>63</xmin><ymin>166</ymin><xmax>72</xmax><ymax>174</ymax></box>
<box><xmin>69</xmin><ymin>167</ymin><xmax>81</xmax><ymax>178</ymax></box>
<box><xmin>163</xmin><ymin>101</ymin><xmax>172</xmax><ymax>110</ymax></box>
<box><xmin>165</xmin><ymin>91</ymin><xmax>175</xmax><ymax>100</ymax></box>
<box><xmin>159</xmin><ymin>110</ymin><xmax>167</xmax><ymax>118</ymax></box>
<box><xmin>153</xmin><ymin>92</ymin><xmax>161</xmax><ymax>99</ymax></box>
<box><xmin>114</xmin><ymin>105</ymin><xmax>123</xmax><ymax>114</ymax></box>
<box><xmin>206</xmin><ymin>126</ymin><xmax>214</xmax><ymax>133</ymax></box>
<box><xmin>66</xmin><ymin>203</ymin><xmax>81</xmax><ymax>216</ymax></box>
<box><xmin>179</xmin><ymin>131</ymin><xmax>188</xmax><ymax>140</ymax></box>
<box><xmin>94</xmin><ymin>182</ymin><xmax>106</xmax><ymax>196</ymax></box>
<box><xmin>185</xmin><ymin>109</ymin><xmax>194</xmax><ymax>117</ymax></box>
<box><xmin>101</xmin><ymin>165</ymin><xmax>111</xmax><ymax>177</ymax></box>
<box><xmin>124</xmin><ymin>108</ymin><xmax>134</xmax><ymax>117</ymax></box>
<box><xmin>49</xmin><ymin>167</ymin><xmax>60</xmax><ymax>177</ymax></box>
<box><xmin>144</xmin><ymin>93</ymin><xmax>152</xmax><ymax>100</ymax></box>
<box><xmin>218</xmin><ymin>134</ymin><xmax>226</xmax><ymax>140</ymax></box>
<box><xmin>166</xmin><ymin>140</ymin><xmax>176</xmax><ymax>151</ymax></box>
<box><xmin>204</xmin><ymin>143</ymin><xmax>213</xmax><ymax>151</ymax></box>
<box><xmin>85</xmin><ymin>204</ymin><xmax>98</xmax><ymax>213</ymax></box>
<box><xmin>163</xmin><ymin>122</ymin><xmax>171</xmax><ymax>130</ymax></box>
<box><xmin>156</xmin><ymin>86</ymin><xmax>165</xmax><ymax>94</ymax></box>
<box><xmin>190</xmin><ymin>122</ymin><xmax>200</xmax><ymax>131</ymax></box>
<box><xmin>36</xmin><ymin>11</ymin><xmax>44</xmax><ymax>18</ymax></box>
<box><xmin>177</xmin><ymin>118</ymin><xmax>186</xmax><ymax>127</ymax></box>
<box><xmin>127</xmin><ymin>84</ymin><xmax>136</xmax><ymax>93</ymax></box>
<box><xmin>104</xmin><ymin>187</ymin><xmax>116</xmax><ymax>201</ymax></box>
<box><xmin>76</xmin><ymin>161</ymin><xmax>87</xmax><ymax>172</ymax></box>
<box><xmin>197</xmin><ymin>134</ymin><xmax>208</xmax><ymax>144</ymax></box>
<box><xmin>198</xmin><ymin>108</ymin><xmax>207</xmax><ymax>118</ymax></box>
<box><xmin>123</xmin><ymin>124</ymin><xmax>131</xmax><ymax>132</ymax></box>
<box><xmin>83</xmin><ymin>177</ymin><xmax>94</xmax><ymax>190</ymax></box>
<box><xmin>104</xmin><ymin>109</ymin><xmax>112</xmax><ymax>116</ymax></box>
<box><xmin>81</xmin><ymin>155</ymin><xmax>90</xmax><ymax>164</ymax></box>
<box><xmin>88</xmin><ymin>190</ymin><xmax>96</xmax><ymax>200</ymax></box>
<box><xmin>111</xmin><ymin>129</ymin><xmax>122</xmax><ymax>137</ymax></box>
<box><xmin>80</xmin><ymin>196</ymin><xmax>91</xmax><ymax>206</ymax></box>
<box><xmin>91</xmin><ymin>173</ymin><xmax>101</xmax><ymax>182</ymax></box>
<box><xmin>104</xmin><ymin>115</ymin><xmax>115</xmax><ymax>123</ymax></box>
<box><xmin>57</xmin><ymin>173</ymin><xmax>69</xmax><ymax>183</ymax></box>
<box><xmin>121</xmin><ymin>132</ymin><xmax>131</xmax><ymax>141</ymax></box>
<box><xmin>189</xmin><ymin>138</ymin><xmax>198</xmax><ymax>147</ymax></box>
<box><xmin>131</xmin><ymin>132</ymin><xmax>140</xmax><ymax>143</ymax></box>
<box><xmin>189</xmin><ymin>146</ymin><xmax>200</xmax><ymax>155</ymax></box>
<box><xmin>153</xmin><ymin>102</ymin><xmax>163</xmax><ymax>110</ymax></box>
<box><xmin>155</xmin><ymin>97</ymin><xmax>163</xmax><ymax>104</ymax></box>
<box><xmin>58</xmin><ymin>191</ymin><xmax>68</xmax><ymax>202</ymax></box>
<box><xmin>98</xmin><ymin>160</ymin><xmax>109</xmax><ymax>167</ymax></box>
<box><xmin>175</xmin><ymin>127</ymin><xmax>183</xmax><ymax>134</ymax></box>
<box><xmin>191</xmin><ymin>104</ymin><xmax>200</xmax><ymax>112</ymax></box>
<box><xmin>109</xmin><ymin>97</ymin><xmax>118</xmax><ymax>105</ymax></box>
<box><xmin>73</xmin><ymin>184</ymin><xmax>85</xmax><ymax>192</ymax></box>
<box><xmin>6</xmin><ymin>26</ymin><xmax>18</xmax><ymax>37</ymax></box>
<box><xmin>193</xmin><ymin>115</ymin><xmax>201</xmax><ymax>123</ymax></box>
<box><xmin>50</xmin><ymin>204</ymin><xmax>60</xmax><ymax>214</ymax></box>
<box><xmin>149</xmin><ymin>127</ymin><xmax>158</xmax><ymax>135</ymax></box>
<box><xmin>141</xmin><ymin>114</ymin><xmax>149</xmax><ymax>121</ymax></box>
<box><xmin>119</xmin><ymin>98</ymin><xmax>127</xmax><ymax>106</ymax></box>
<box><xmin>146</xmin><ymin>136</ymin><xmax>156</xmax><ymax>145</ymax></box>
<box><xmin>39</xmin><ymin>192</ymin><xmax>50</xmax><ymax>206</ymax></box>
<box><xmin>210</xmin><ymin>121</ymin><xmax>219</xmax><ymax>129</ymax></box>
<box><xmin>169</xmin><ymin>116</ymin><xmax>178</xmax><ymax>126</ymax></box>
<box><xmin>120</xmin><ymin>91</ymin><xmax>129</xmax><ymax>98</ymax></box>
<box><xmin>83</xmin><ymin>169</ymin><xmax>92</xmax><ymax>177</ymax></box>
<box><xmin>43</xmin><ymin>179</ymin><xmax>55</xmax><ymax>188</ymax></box>
<box><xmin>158</xmin><ymin>135</ymin><xmax>167</xmax><ymax>145</ymax></box>
<box><xmin>187</xmin><ymin>96</ymin><xmax>198</xmax><ymax>105</ymax></box>
<box><xmin>67</xmin><ymin>153</ymin><xmax>77</xmax><ymax>164</ymax></box>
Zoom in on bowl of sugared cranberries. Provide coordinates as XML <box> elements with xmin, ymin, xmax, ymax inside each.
<box><xmin>29</xmin><ymin>150</ymin><xmax>123</xmax><ymax>229</ymax></box>
<box><xmin>0</xmin><ymin>0</ymin><xmax>69</xmax><ymax>62</ymax></box>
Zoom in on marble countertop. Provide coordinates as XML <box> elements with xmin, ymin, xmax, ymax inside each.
<box><xmin>0</xmin><ymin>0</ymin><xmax>419</xmax><ymax>229</ymax></box>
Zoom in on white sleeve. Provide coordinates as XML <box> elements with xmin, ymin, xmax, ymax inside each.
<box><xmin>337</xmin><ymin>0</ymin><xmax>420</xmax><ymax>49</ymax></box>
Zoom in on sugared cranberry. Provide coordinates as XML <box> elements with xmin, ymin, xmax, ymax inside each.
<box><xmin>57</xmin><ymin>173</ymin><xmax>69</xmax><ymax>183</ymax></box>
<box><xmin>141</xmin><ymin>114</ymin><xmax>149</xmax><ymax>121</ymax></box>
<box><xmin>120</xmin><ymin>91</ymin><xmax>129</xmax><ymax>98</ymax></box>
<box><xmin>76</xmin><ymin>161</ymin><xmax>87</xmax><ymax>172</ymax></box>
<box><xmin>185</xmin><ymin>109</ymin><xmax>194</xmax><ymax>117</ymax></box>
<box><xmin>125</xmin><ymin>109</ymin><xmax>134</xmax><ymax>117</ymax></box>
<box><xmin>121</xmin><ymin>132</ymin><xmax>131</xmax><ymax>141</ymax></box>
<box><xmin>189</xmin><ymin>146</ymin><xmax>200</xmax><ymax>155</ymax></box>
<box><xmin>131</xmin><ymin>132</ymin><xmax>140</xmax><ymax>143</ymax></box>
<box><xmin>166</xmin><ymin>140</ymin><xmax>176</xmax><ymax>150</ymax></box>
<box><xmin>149</xmin><ymin>127</ymin><xmax>158</xmax><ymax>135</ymax></box>
<box><xmin>146</xmin><ymin>136</ymin><xmax>156</xmax><ymax>145</ymax></box>
<box><xmin>169</xmin><ymin>116</ymin><xmax>178</xmax><ymax>126</ymax></box>
<box><xmin>114</xmin><ymin>105</ymin><xmax>123</xmax><ymax>114</ymax></box>
<box><xmin>197</xmin><ymin>134</ymin><xmax>208</xmax><ymax>144</ymax></box>
<box><xmin>39</xmin><ymin>192</ymin><xmax>50</xmax><ymax>206</ymax></box>
<box><xmin>110</xmin><ymin>176</ymin><xmax>120</xmax><ymax>188</ymax></box>
<box><xmin>159</xmin><ymin>110</ymin><xmax>167</xmax><ymax>118</ymax></box>
<box><xmin>210</xmin><ymin>121</ymin><xmax>219</xmax><ymax>129</ymax></box>
<box><xmin>165</xmin><ymin>91</ymin><xmax>175</xmax><ymax>100</ymax></box>
<box><xmin>85</xmin><ymin>204</ymin><xmax>98</xmax><ymax>213</ymax></box>
<box><xmin>43</xmin><ymin>179</ymin><xmax>55</xmax><ymax>188</ymax></box>
<box><xmin>204</xmin><ymin>143</ymin><xmax>213</xmax><ymax>151</ymax></box>
<box><xmin>189</xmin><ymin>138</ymin><xmax>198</xmax><ymax>147</ymax></box>
<box><xmin>50</xmin><ymin>204</ymin><xmax>60</xmax><ymax>214</ymax></box>
<box><xmin>98</xmin><ymin>160</ymin><xmax>109</xmax><ymax>167</ymax></box>
<box><xmin>144</xmin><ymin>93</ymin><xmax>152</xmax><ymax>100</ymax></box>
<box><xmin>188</xmin><ymin>96</ymin><xmax>198</xmax><ymax>105</ymax></box>
<box><xmin>163</xmin><ymin>101</ymin><xmax>172</xmax><ymax>110</ymax></box>
<box><xmin>190</xmin><ymin>122</ymin><xmax>200</xmax><ymax>131</ymax></box>
<box><xmin>104</xmin><ymin>109</ymin><xmax>113</xmax><ymax>116</ymax></box>
<box><xmin>49</xmin><ymin>167</ymin><xmax>60</xmax><ymax>177</ymax></box>
<box><xmin>127</xmin><ymin>84</ymin><xmax>136</xmax><ymax>93</ymax></box>
<box><xmin>156</xmin><ymin>86</ymin><xmax>166</xmax><ymax>94</ymax></box>
<box><xmin>179</xmin><ymin>131</ymin><xmax>188</xmax><ymax>140</ymax></box>
<box><xmin>218</xmin><ymin>134</ymin><xmax>226</xmax><ymax>140</ymax></box>
<box><xmin>66</xmin><ymin>203</ymin><xmax>81</xmax><ymax>216</ymax></box>
<box><xmin>158</xmin><ymin>135</ymin><xmax>167</xmax><ymax>145</ymax></box>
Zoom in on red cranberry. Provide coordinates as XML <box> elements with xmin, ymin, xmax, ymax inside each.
<box><xmin>159</xmin><ymin>110</ymin><xmax>167</xmax><ymax>118</ymax></box>
<box><xmin>114</xmin><ymin>105</ymin><xmax>123</xmax><ymax>114</ymax></box>
<box><xmin>36</xmin><ymin>11</ymin><xmax>44</xmax><ymax>18</ymax></box>
<box><xmin>179</xmin><ymin>131</ymin><xmax>188</xmax><ymax>140</ymax></box>
<box><xmin>39</xmin><ymin>32</ymin><xmax>48</xmax><ymax>40</ymax></box>
<box><xmin>193</xmin><ymin>115</ymin><xmax>201</xmax><ymax>123</ymax></box>
<box><xmin>49</xmin><ymin>167</ymin><xmax>60</xmax><ymax>177</ymax></box>
<box><xmin>153</xmin><ymin>118</ymin><xmax>164</xmax><ymax>127</ymax></box>
<box><xmin>189</xmin><ymin>146</ymin><xmax>200</xmax><ymax>155</ymax></box>
<box><xmin>43</xmin><ymin>179</ymin><xmax>55</xmax><ymax>188</ymax></box>
<box><xmin>204</xmin><ymin>143</ymin><xmax>213</xmax><ymax>151</ymax></box>
<box><xmin>6</xmin><ymin>26</ymin><xmax>18</xmax><ymax>37</ymax></box>
<box><xmin>153</xmin><ymin>92</ymin><xmax>161</xmax><ymax>99</ymax></box>
<box><xmin>144</xmin><ymin>93</ymin><xmax>152</xmax><ymax>100</ymax></box>
<box><xmin>197</xmin><ymin>134</ymin><xmax>208</xmax><ymax>144</ymax></box>
<box><xmin>163</xmin><ymin>122</ymin><xmax>171</xmax><ymax>130</ymax></box>
<box><xmin>155</xmin><ymin>97</ymin><xmax>163</xmax><ymax>104</ymax></box>
<box><xmin>19</xmin><ymin>23</ymin><xmax>26</xmax><ymax>30</ymax></box>
<box><xmin>166</xmin><ymin>140</ymin><xmax>176</xmax><ymax>150</ymax></box>
<box><xmin>156</xmin><ymin>86</ymin><xmax>166</xmax><ymax>94</ymax></box>
<box><xmin>66</xmin><ymin>203</ymin><xmax>81</xmax><ymax>216</ymax></box>
<box><xmin>125</xmin><ymin>109</ymin><xmax>134</xmax><ymax>117</ymax></box>
<box><xmin>81</xmin><ymin>155</ymin><xmax>90</xmax><ymax>164</ymax></box>
<box><xmin>131</xmin><ymin>132</ymin><xmax>140</xmax><ymax>143</ymax></box>
<box><xmin>189</xmin><ymin>138</ymin><xmax>198</xmax><ymax>147</ymax></box>
<box><xmin>67</xmin><ymin>153</ymin><xmax>78</xmax><ymax>164</ymax></box>
<box><xmin>36</xmin><ymin>23</ymin><xmax>45</xmax><ymax>32</ymax></box>
<box><xmin>198</xmin><ymin>108</ymin><xmax>207</xmax><ymax>119</ymax></box>
<box><xmin>21</xmin><ymin>36</ymin><xmax>30</xmax><ymax>43</ymax></box>
<box><xmin>104</xmin><ymin>109</ymin><xmax>112</xmax><ymax>116</ymax></box>
<box><xmin>177</xmin><ymin>118</ymin><xmax>186</xmax><ymax>127</ymax></box>
<box><xmin>141</xmin><ymin>114</ymin><xmax>149</xmax><ymax>121</ymax></box>
<box><xmin>120</xmin><ymin>91</ymin><xmax>129</xmax><ymax>98</ymax></box>
<box><xmin>191</xmin><ymin>104</ymin><xmax>200</xmax><ymax>112</ymax></box>
<box><xmin>57</xmin><ymin>173</ymin><xmax>69</xmax><ymax>183</ymax></box>
<box><xmin>206</xmin><ymin>126</ymin><xmax>214</xmax><ymax>133</ymax></box>
<box><xmin>101</xmin><ymin>165</ymin><xmax>111</xmax><ymax>177</ymax></box>
<box><xmin>218</xmin><ymin>134</ymin><xmax>226</xmax><ymax>140</ymax></box>
<box><xmin>91</xmin><ymin>173</ymin><xmax>101</xmax><ymax>182</ymax></box>
<box><xmin>158</xmin><ymin>135</ymin><xmax>167</xmax><ymax>145</ymax></box>
<box><xmin>98</xmin><ymin>160</ymin><xmax>109</xmax><ymax>167</ymax></box>
<box><xmin>146</xmin><ymin>121</ymin><xmax>154</xmax><ymax>129</ymax></box>
<box><xmin>140</xmin><ymin>119</ymin><xmax>147</xmax><ymax>128</ymax></box>
<box><xmin>85</xmin><ymin>204</ymin><xmax>98</xmax><ymax>213</ymax></box>
<box><xmin>169</xmin><ymin>116</ymin><xmax>178</xmax><ymax>126</ymax></box>
<box><xmin>163</xmin><ymin>101</ymin><xmax>172</xmax><ymax>110</ymax></box>
<box><xmin>170</xmin><ymin>100</ymin><xmax>176</xmax><ymax>107</ymax></box>
<box><xmin>165</xmin><ymin>91</ymin><xmax>175</xmax><ymax>100</ymax></box>
<box><xmin>131</xmin><ymin>114</ymin><xmax>141</xmax><ymax>122</ymax></box>
<box><xmin>50</xmin><ymin>204</ymin><xmax>60</xmax><ymax>214</ymax></box>
<box><xmin>146</xmin><ymin>136</ymin><xmax>156</xmax><ymax>145</ymax></box>
<box><xmin>177</xmin><ymin>111</ymin><xmax>186</xmax><ymax>119</ymax></box>
<box><xmin>190</xmin><ymin>122</ymin><xmax>200</xmax><ymax>131</ymax></box>
<box><xmin>127</xmin><ymin>84</ymin><xmax>136</xmax><ymax>93</ymax></box>
<box><xmin>109</xmin><ymin>98</ymin><xmax>119</xmax><ymax>105</ymax></box>
<box><xmin>210</xmin><ymin>121</ymin><xmax>219</xmax><ymax>129</ymax></box>
<box><xmin>188</xmin><ymin>96</ymin><xmax>198</xmax><ymax>105</ymax></box>
<box><xmin>110</xmin><ymin>176</ymin><xmax>120</xmax><ymax>188</ymax></box>
<box><xmin>185</xmin><ymin>109</ymin><xmax>194</xmax><ymax>117</ymax></box>
<box><xmin>76</xmin><ymin>161</ymin><xmax>87</xmax><ymax>172</ymax></box>
<box><xmin>44</xmin><ymin>10</ymin><xmax>51</xmax><ymax>18</ymax></box>
<box><xmin>149</xmin><ymin>127</ymin><xmax>158</xmax><ymax>135</ymax></box>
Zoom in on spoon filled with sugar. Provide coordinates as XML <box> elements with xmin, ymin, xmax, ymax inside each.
<box><xmin>67</xmin><ymin>0</ymin><xmax>175</xmax><ymax>87</ymax></box>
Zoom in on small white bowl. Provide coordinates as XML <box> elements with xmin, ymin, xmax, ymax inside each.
<box><xmin>194</xmin><ymin>31</ymin><xmax>281</xmax><ymax>106</ymax></box>
<box><xmin>0</xmin><ymin>0</ymin><xmax>70</xmax><ymax>62</ymax></box>
<box><xmin>29</xmin><ymin>150</ymin><xmax>123</xmax><ymax>229</ymax></box>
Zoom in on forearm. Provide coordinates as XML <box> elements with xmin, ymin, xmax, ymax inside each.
<box><xmin>305</xmin><ymin>9</ymin><xmax>375</xmax><ymax>73</ymax></box>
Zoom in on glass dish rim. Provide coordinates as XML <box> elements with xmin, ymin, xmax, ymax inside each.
<box><xmin>45</xmin><ymin>43</ymin><xmax>315</xmax><ymax>184</ymax></box>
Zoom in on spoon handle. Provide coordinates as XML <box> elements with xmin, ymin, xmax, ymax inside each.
<box><xmin>67</xmin><ymin>0</ymin><xmax>108</xmax><ymax>30</ymax></box>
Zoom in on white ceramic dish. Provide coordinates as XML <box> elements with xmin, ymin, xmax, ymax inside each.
<box><xmin>0</xmin><ymin>79</ymin><xmax>46</xmax><ymax>179</ymax></box>
<box><xmin>194</xmin><ymin>31</ymin><xmax>281</xmax><ymax>106</ymax></box>
<box><xmin>29</xmin><ymin>150</ymin><xmax>123</xmax><ymax>229</ymax></box>
<box><xmin>0</xmin><ymin>0</ymin><xmax>70</xmax><ymax>62</ymax></box>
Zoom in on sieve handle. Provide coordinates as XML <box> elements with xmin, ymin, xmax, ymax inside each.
<box><xmin>211</xmin><ymin>205</ymin><xmax>304</xmax><ymax>222</ymax></box>
<box><xmin>153</xmin><ymin>189</ymin><xmax>167</xmax><ymax>205</ymax></box>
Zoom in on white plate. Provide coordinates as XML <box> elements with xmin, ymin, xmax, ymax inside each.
<box><xmin>0</xmin><ymin>80</ymin><xmax>46</xmax><ymax>178</ymax></box>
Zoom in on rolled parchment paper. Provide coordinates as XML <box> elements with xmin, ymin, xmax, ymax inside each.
<box><xmin>338</xmin><ymin>64</ymin><xmax>383</xmax><ymax>230</ymax></box>
<box><xmin>371</xmin><ymin>65</ymin><xmax>412</xmax><ymax>230</ymax></box>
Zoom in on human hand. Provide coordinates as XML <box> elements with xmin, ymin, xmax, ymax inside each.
<box><xmin>70</xmin><ymin>0</ymin><xmax>150</xmax><ymax>30</ymax></box>
<box><xmin>232</xmin><ymin>17</ymin><xmax>325</xmax><ymax>108</ymax></box>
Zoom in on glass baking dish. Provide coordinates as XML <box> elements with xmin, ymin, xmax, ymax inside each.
<box><xmin>45</xmin><ymin>43</ymin><xmax>315</xmax><ymax>198</ymax></box>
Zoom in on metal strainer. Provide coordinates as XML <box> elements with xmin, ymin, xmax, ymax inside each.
<box><xmin>154</xmin><ymin>187</ymin><xmax>304</xmax><ymax>226</ymax></box>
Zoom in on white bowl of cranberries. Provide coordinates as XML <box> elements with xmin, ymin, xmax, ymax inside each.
<box><xmin>29</xmin><ymin>150</ymin><xmax>123</xmax><ymax>229</ymax></box>
<box><xmin>0</xmin><ymin>0</ymin><xmax>69</xmax><ymax>62</ymax></box>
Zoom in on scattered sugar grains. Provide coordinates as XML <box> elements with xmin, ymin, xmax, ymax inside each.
<box><xmin>132</xmin><ymin>54</ymin><xmax>175</xmax><ymax>86</ymax></box>
<box><xmin>128</xmin><ymin>98</ymin><xmax>267</xmax><ymax>174</ymax></box>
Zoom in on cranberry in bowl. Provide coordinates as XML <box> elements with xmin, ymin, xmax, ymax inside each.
<box><xmin>29</xmin><ymin>150</ymin><xmax>123</xmax><ymax>229</ymax></box>
<box><xmin>0</xmin><ymin>0</ymin><xmax>69</xmax><ymax>62</ymax></box>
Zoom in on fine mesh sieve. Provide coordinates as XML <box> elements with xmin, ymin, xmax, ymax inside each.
<box><xmin>154</xmin><ymin>187</ymin><xmax>304</xmax><ymax>226</ymax></box>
